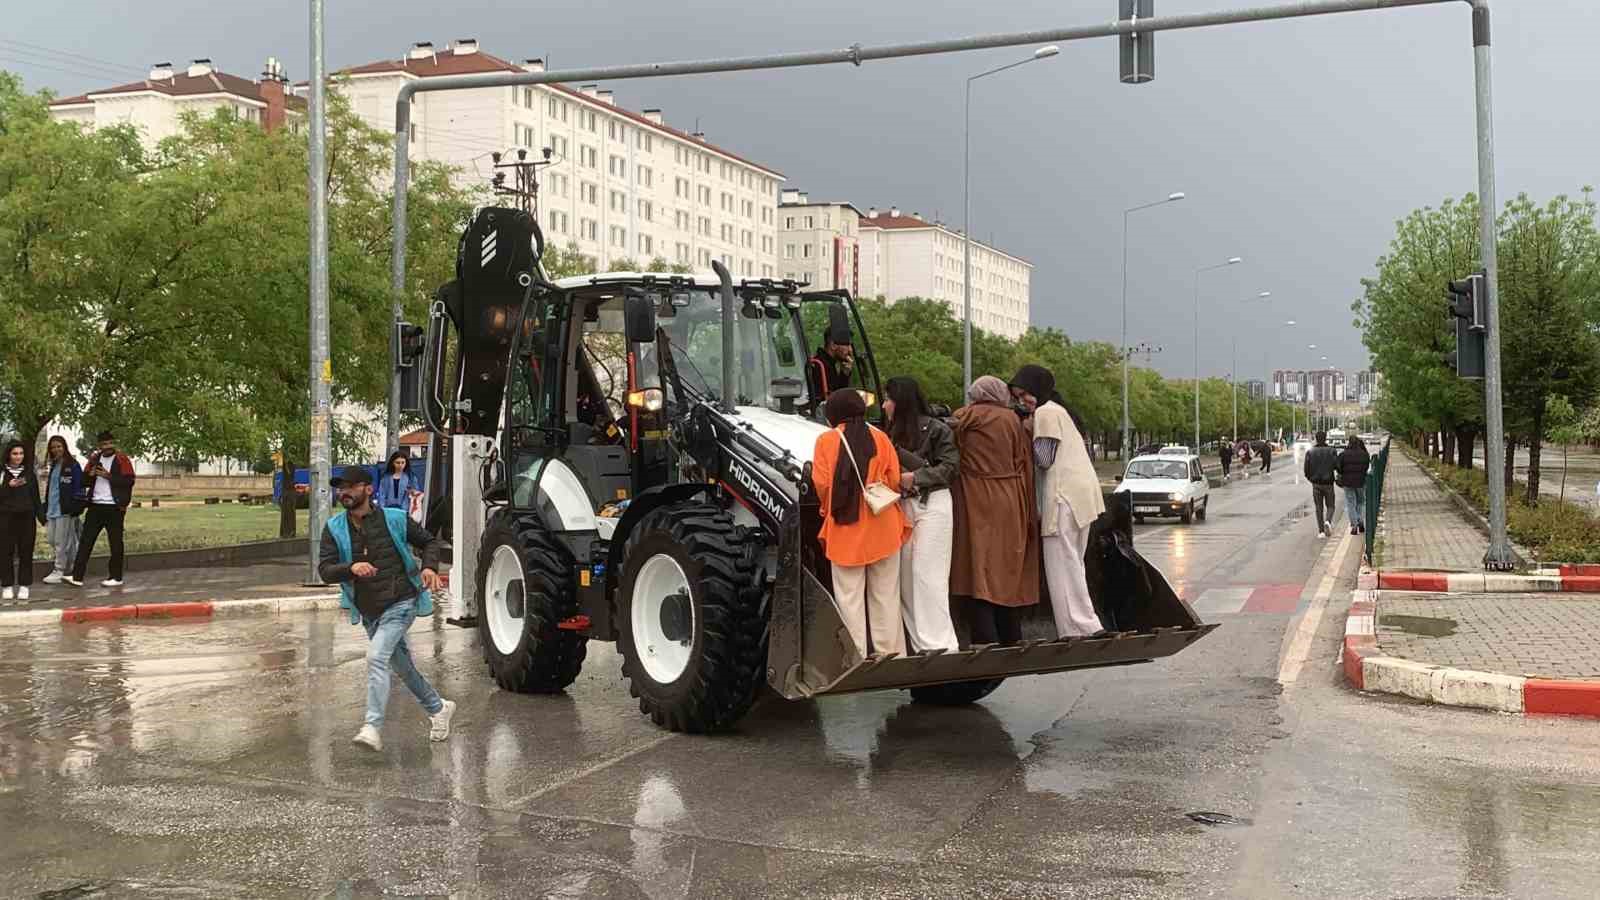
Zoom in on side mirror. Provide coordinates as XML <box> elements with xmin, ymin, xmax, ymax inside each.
<box><xmin>624</xmin><ymin>291</ymin><xmax>656</xmax><ymax>343</ymax></box>
<box><xmin>1114</xmin><ymin>474</ymin><xmax>1124</xmax><ymax>483</ymax></box>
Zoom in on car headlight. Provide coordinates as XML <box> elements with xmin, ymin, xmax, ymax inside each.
<box><xmin>1169</xmin><ymin>492</ymin><xmax>1183</xmax><ymax>501</ymax></box>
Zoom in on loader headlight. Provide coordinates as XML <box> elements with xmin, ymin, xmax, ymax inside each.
<box><xmin>1168</xmin><ymin>492</ymin><xmax>1183</xmax><ymax>501</ymax></box>
<box><xmin>627</xmin><ymin>388</ymin><xmax>664</xmax><ymax>412</ymax></box>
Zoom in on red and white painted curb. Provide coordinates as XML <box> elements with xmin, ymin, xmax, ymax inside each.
<box><xmin>1376</xmin><ymin>567</ymin><xmax>1600</xmax><ymax>594</ymax></box>
<box><xmin>1343</xmin><ymin>572</ymin><xmax>1600</xmax><ymax>718</ymax></box>
<box><xmin>0</xmin><ymin>593</ymin><xmax>341</xmax><ymax>628</ymax></box>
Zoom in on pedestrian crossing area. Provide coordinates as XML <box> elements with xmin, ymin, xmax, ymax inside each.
<box><xmin>1186</xmin><ymin>583</ymin><xmax>1305</xmax><ymax>616</ymax></box>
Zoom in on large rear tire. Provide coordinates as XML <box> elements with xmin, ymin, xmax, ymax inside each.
<box><xmin>616</xmin><ymin>501</ymin><xmax>768</xmax><ymax>733</ymax></box>
<box><xmin>909</xmin><ymin>678</ymin><xmax>1005</xmax><ymax>706</ymax></box>
<box><xmin>477</xmin><ymin>510</ymin><xmax>587</xmax><ymax>693</ymax></box>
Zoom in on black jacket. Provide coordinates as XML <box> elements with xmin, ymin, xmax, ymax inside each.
<box><xmin>892</xmin><ymin>414</ymin><xmax>960</xmax><ymax>499</ymax></box>
<box><xmin>318</xmin><ymin>507</ymin><xmax>445</xmax><ymax>619</ymax></box>
<box><xmin>82</xmin><ymin>451</ymin><xmax>136</xmax><ymax>510</ymax></box>
<box><xmin>1303</xmin><ymin>445</ymin><xmax>1340</xmax><ymax>485</ymax></box>
<box><xmin>0</xmin><ymin>466</ymin><xmax>45</xmax><ymax>524</ymax></box>
<box><xmin>1337</xmin><ymin>443</ymin><xmax>1371</xmax><ymax>489</ymax></box>
<box><xmin>805</xmin><ymin>348</ymin><xmax>852</xmax><ymax>407</ymax></box>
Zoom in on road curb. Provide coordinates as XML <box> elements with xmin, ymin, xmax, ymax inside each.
<box><xmin>1342</xmin><ymin>588</ymin><xmax>1600</xmax><ymax>718</ymax></box>
<box><xmin>1376</xmin><ymin>571</ymin><xmax>1600</xmax><ymax>593</ymax></box>
<box><xmin>0</xmin><ymin>593</ymin><xmax>340</xmax><ymax>628</ymax></box>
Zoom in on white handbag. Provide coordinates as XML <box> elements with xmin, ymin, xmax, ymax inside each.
<box><xmin>835</xmin><ymin>427</ymin><xmax>899</xmax><ymax>516</ymax></box>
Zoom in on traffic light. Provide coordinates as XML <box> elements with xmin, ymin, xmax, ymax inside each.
<box><xmin>395</xmin><ymin>322</ymin><xmax>426</xmax><ymax>369</ymax></box>
<box><xmin>1443</xmin><ymin>271</ymin><xmax>1487</xmax><ymax>379</ymax></box>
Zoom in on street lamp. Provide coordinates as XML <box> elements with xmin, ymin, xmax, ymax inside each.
<box><xmin>964</xmin><ymin>44</ymin><xmax>1059</xmax><ymax>389</ymax></box>
<box><xmin>1233</xmin><ymin>291</ymin><xmax>1271</xmax><ymax>442</ymax></box>
<box><xmin>1193</xmin><ymin>256</ymin><xmax>1242</xmax><ymax>451</ymax></box>
<box><xmin>1266</xmin><ymin>319</ymin><xmax>1295</xmax><ymax>441</ymax></box>
<box><xmin>1119</xmin><ymin>190</ymin><xmax>1185</xmax><ymax>458</ymax></box>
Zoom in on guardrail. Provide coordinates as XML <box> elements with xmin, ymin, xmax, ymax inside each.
<box><xmin>1364</xmin><ymin>437</ymin><xmax>1392</xmax><ymax>562</ymax></box>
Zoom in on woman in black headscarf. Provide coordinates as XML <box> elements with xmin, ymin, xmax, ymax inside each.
<box><xmin>810</xmin><ymin>389</ymin><xmax>909</xmax><ymax>657</ymax></box>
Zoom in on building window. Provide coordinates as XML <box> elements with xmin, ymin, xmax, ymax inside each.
<box><xmin>675</xmin><ymin>177</ymin><xmax>689</xmax><ymax>199</ymax></box>
<box><xmin>547</xmin><ymin>135</ymin><xmax>569</xmax><ymax>159</ymax></box>
<box><xmin>580</xmin><ymin>145</ymin><xmax>598</xmax><ymax>169</ymax></box>
<box><xmin>609</xmin><ymin>190</ymin><xmax>626</xmax><ymax>212</ymax></box>
<box><xmin>636</xmin><ymin>132</ymin><xmax>652</xmax><ymax>152</ymax></box>
<box><xmin>698</xmin><ymin>216</ymin><xmax>711</xmax><ymax>236</ymax></box>
<box><xmin>742</xmin><ymin>230</ymin><xmax>753</xmax><ymax>248</ymax></box>
<box><xmin>547</xmin><ymin>210</ymin><xmax>568</xmax><ymax>234</ymax></box>
<box><xmin>762</xmin><ymin>264</ymin><xmax>773</xmax><ymax>277</ymax></box>
<box><xmin>801</xmin><ymin>244</ymin><xmax>812</xmax><ymax>259</ymax></box>
<box><xmin>638</xmin><ymin>234</ymin><xmax>653</xmax><ymax>256</ymax></box>
<box><xmin>609</xmin><ymin>155</ymin><xmax>625</xmax><ymax>177</ymax></box>
<box><xmin>698</xmin><ymin>249</ymin><xmax>712</xmax><ymax>266</ymax></box>
<box><xmin>582</xmin><ymin>109</ymin><xmax>597</xmax><ymax>132</ymax></box>
<box><xmin>582</xmin><ymin>182</ymin><xmax>599</xmax><ymax>205</ymax></box>
<box><xmin>676</xmin><ymin>211</ymin><xmax>690</xmax><ymax>230</ymax></box>
<box><xmin>762</xmin><ymin>236</ymin><xmax>772</xmax><ymax>253</ymax></box>
<box><xmin>720</xmin><ymin>193</ymin><xmax>732</xmax><ymax>212</ymax></box>
<box><xmin>581</xmin><ymin>218</ymin><xmax>598</xmax><ymax>241</ymax></box>
<box><xmin>699</xmin><ymin>186</ymin><xmax>711</xmax><ymax>206</ymax></box>
<box><xmin>822</xmin><ymin>213</ymin><xmax>831</xmax><ymax>228</ymax></box>
<box><xmin>638</xmin><ymin>165</ymin><xmax>652</xmax><ymax>187</ymax></box>
<box><xmin>676</xmin><ymin>242</ymin><xmax>690</xmax><ymax>263</ymax></box>
<box><xmin>610</xmin><ymin>225</ymin><xmax>627</xmax><ymax>248</ymax></box>
<box><xmin>638</xmin><ymin>199</ymin><xmax>653</xmax><ymax>222</ymax></box>
<box><xmin>804</xmin><ymin>216</ymin><xmax>814</xmax><ymax>229</ymax></box>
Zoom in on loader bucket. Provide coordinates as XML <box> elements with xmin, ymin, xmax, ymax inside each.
<box><xmin>766</xmin><ymin>492</ymin><xmax>1218</xmax><ymax>700</ymax></box>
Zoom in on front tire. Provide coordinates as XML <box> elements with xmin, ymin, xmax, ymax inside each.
<box><xmin>616</xmin><ymin>501</ymin><xmax>768</xmax><ymax>733</ymax></box>
<box><xmin>1180</xmin><ymin>501</ymin><xmax>1194</xmax><ymax>525</ymax></box>
<box><xmin>477</xmin><ymin>510</ymin><xmax>587</xmax><ymax>693</ymax></box>
<box><xmin>1196</xmin><ymin>498</ymin><xmax>1208</xmax><ymax>522</ymax></box>
<box><xmin>910</xmin><ymin>678</ymin><xmax>1005</xmax><ymax>706</ymax></box>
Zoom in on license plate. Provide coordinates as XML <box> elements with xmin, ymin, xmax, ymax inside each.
<box><xmin>1135</xmin><ymin>506</ymin><xmax>1161</xmax><ymax>513</ymax></box>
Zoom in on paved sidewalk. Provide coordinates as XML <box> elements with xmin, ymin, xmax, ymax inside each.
<box><xmin>1377</xmin><ymin>449</ymin><xmax>1487</xmax><ymax>571</ymax></box>
<box><xmin>0</xmin><ymin>560</ymin><xmax>323</xmax><ymax>614</ymax></box>
<box><xmin>1377</xmin><ymin>591</ymin><xmax>1600</xmax><ymax>679</ymax></box>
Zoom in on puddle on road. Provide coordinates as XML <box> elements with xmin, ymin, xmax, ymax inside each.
<box><xmin>1186</xmin><ymin>810</ymin><xmax>1253</xmax><ymax>827</ymax></box>
<box><xmin>1379</xmin><ymin>614</ymin><xmax>1459</xmax><ymax>638</ymax></box>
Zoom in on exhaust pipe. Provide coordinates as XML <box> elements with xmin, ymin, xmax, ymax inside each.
<box><xmin>711</xmin><ymin>260</ymin><xmax>736</xmax><ymax>413</ymax></box>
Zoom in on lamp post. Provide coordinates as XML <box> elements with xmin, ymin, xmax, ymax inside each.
<box><xmin>1119</xmin><ymin>191</ymin><xmax>1185</xmax><ymax>458</ymax></box>
<box><xmin>1267</xmin><ymin>319</ymin><xmax>1296</xmax><ymax>441</ymax></box>
<box><xmin>1233</xmin><ymin>291</ymin><xmax>1271</xmax><ymax>443</ymax></box>
<box><xmin>964</xmin><ymin>45</ymin><xmax>1058</xmax><ymax>389</ymax></box>
<box><xmin>1193</xmin><ymin>256</ymin><xmax>1241</xmax><ymax>451</ymax></box>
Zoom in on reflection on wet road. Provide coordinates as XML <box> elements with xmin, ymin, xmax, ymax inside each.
<box><xmin>4</xmin><ymin>474</ymin><xmax>1600</xmax><ymax>898</ymax></box>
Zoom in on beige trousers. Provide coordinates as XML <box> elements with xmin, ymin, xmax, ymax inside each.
<box><xmin>832</xmin><ymin>553</ymin><xmax>906</xmax><ymax>657</ymax></box>
<box><xmin>1042</xmin><ymin>498</ymin><xmax>1104</xmax><ymax>637</ymax></box>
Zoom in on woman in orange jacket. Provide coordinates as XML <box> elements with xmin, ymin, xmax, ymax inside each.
<box><xmin>811</xmin><ymin>389</ymin><xmax>909</xmax><ymax>658</ymax></box>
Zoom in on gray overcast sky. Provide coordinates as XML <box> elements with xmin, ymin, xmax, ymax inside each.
<box><xmin>7</xmin><ymin>1</ymin><xmax>1597</xmax><ymax>383</ymax></box>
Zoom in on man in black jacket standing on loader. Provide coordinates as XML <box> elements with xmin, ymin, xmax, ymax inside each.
<box><xmin>1303</xmin><ymin>431</ymin><xmax>1341</xmax><ymax>538</ymax></box>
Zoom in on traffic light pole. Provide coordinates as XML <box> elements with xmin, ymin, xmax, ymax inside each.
<box><xmin>1471</xmin><ymin>1</ymin><xmax>1513</xmax><ymax>569</ymax></box>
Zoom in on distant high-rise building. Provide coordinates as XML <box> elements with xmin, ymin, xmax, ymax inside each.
<box><xmin>1242</xmin><ymin>379</ymin><xmax>1267</xmax><ymax>401</ymax></box>
<box><xmin>1272</xmin><ymin>370</ymin><xmax>1309</xmax><ymax>402</ymax></box>
<box><xmin>1307</xmin><ymin>369</ymin><xmax>1347</xmax><ymax>404</ymax></box>
<box><xmin>1357</xmin><ymin>369</ymin><xmax>1380</xmax><ymax>406</ymax></box>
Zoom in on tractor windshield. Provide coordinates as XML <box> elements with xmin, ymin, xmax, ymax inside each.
<box><xmin>645</xmin><ymin>289</ymin><xmax>810</xmax><ymax>412</ymax></box>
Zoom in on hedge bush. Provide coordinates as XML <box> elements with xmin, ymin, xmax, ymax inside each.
<box><xmin>1408</xmin><ymin>447</ymin><xmax>1600</xmax><ymax>564</ymax></box>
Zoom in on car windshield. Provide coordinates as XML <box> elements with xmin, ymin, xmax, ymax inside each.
<box><xmin>645</xmin><ymin>289</ymin><xmax>810</xmax><ymax>411</ymax></box>
<box><xmin>1126</xmin><ymin>460</ymin><xmax>1189</xmax><ymax>480</ymax></box>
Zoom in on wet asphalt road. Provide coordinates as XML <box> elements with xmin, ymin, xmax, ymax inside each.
<box><xmin>3</xmin><ymin>473</ymin><xmax>1599</xmax><ymax>899</ymax></box>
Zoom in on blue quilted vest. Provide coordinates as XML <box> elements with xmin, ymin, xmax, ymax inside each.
<box><xmin>324</xmin><ymin>507</ymin><xmax>433</xmax><ymax>625</ymax></box>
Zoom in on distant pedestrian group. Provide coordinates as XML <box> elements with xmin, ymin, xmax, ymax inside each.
<box><xmin>1</xmin><ymin>430</ymin><xmax>136</xmax><ymax>602</ymax></box>
<box><xmin>1303</xmin><ymin>431</ymin><xmax>1370</xmax><ymax>538</ymax></box>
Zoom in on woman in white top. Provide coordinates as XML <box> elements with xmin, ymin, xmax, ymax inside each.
<box><xmin>1010</xmin><ymin>365</ymin><xmax>1106</xmax><ymax>638</ymax></box>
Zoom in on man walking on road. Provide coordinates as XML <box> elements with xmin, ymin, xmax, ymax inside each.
<box><xmin>1338</xmin><ymin>435</ymin><xmax>1371</xmax><ymax>535</ymax></box>
<box><xmin>68</xmin><ymin>431</ymin><xmax>135</xmax><ymax>588</ymax></box>
<box><xmin>1259</xmin><ymin>439</ymin><xmax>1273</xmax><ymax>474</ymax></box>
<box><xmin>1303</xmin><ymin>431</ymin><xmax>1340</xmax><ymax>538</ymax></box>
<box><xmin>318</xmin><ymin>466</ymin><xmax>455</xmax><ymax>752</ymax></box>
<box><xmin>1218</xmin><ymin>436</ymin><xmax>1232</xmax><ymax>480</ymax></box>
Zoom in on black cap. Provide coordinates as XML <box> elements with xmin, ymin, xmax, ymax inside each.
<box><xmin>330</xmin><ymin>467</ymin><xmax>373</xmax><ymax>488</ymax></box>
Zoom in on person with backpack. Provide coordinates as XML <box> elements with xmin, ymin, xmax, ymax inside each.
<box><xmin>1337</xmin><ymin>435</ymin><xmax>1372</xmax><ymax>535</ymax></box>
<box><xmin>317</xmin><ymin>466</ymin><xmax>454</xmax><ymax>752</ymax></box>
<box><xmin>39</xmin><ymin>435</ymin><xmax>84</xmax><ymax>585</ymax></box>
<box><xmin>1</xmin><ymin>440</ymin><xmax>46</xmax><ymax>602</ymax></box>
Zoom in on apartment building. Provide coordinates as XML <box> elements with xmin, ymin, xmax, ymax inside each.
<box><xmin>1241</xmin><ymin>379</ymin><xmax>1267</xmax><ymax>401</ymax></box>
<box><xmin>1356</xmin><ymin>369</ymin><xmax>1380</xmax><ymax>407</ymax></box>
<box><xmin>856</xmin><ymin>208</ymin><xmax>1032</xmax><ymax>341</ymax></box>
<box><xmin>334</xmin><ymin>40</ymin><xmax>784</xmax><ymax>276</ymax></box>
<box><xmin>1307</xmin><ymin>368</ymin><xmax>1347</xmax><ymax>404</ymax></box>
<box><xmin>48</xmin><ymin>58</ymin><xmax>301</xmax><ymax>146</ymax></box>
<box><xmin>1272</xmin><ymin>370</ymin><xmax>1309</xmax><ymax>402</ymax></box>
<box><xmin>775</xmin><ymin>190</ymin><xmax>862</xmax><ymax>293</ymax></box>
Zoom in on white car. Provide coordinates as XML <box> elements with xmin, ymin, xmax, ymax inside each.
<box><xmin>1115</xmin><ymin>453</ymin><xmax>1211</xmax><ymax>524</ymax></box>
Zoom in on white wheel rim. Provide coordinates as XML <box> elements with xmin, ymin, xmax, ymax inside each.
<box><xmin>631</xmin><ymin>553</ymin><xmax>695</xmax><ymax>684</ymax></box>
<box><xmin>485</xmin><ymin>544</ymin><xmax>526</xmax><ymax>656</ymax></box>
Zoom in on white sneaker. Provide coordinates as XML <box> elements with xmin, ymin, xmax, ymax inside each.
<box><xmin>16</xmin><ymin>587</ymin><xmax>28</xmax><ymax>602</ymax></box>
<box><xmin>64</xmin><ymin>576</ymin><xmax>83</xmax><ymax>587</ymax></box>
<box><xmin>1</xmin><ymin>587</ymin><xmax>12</xmax><ymax>601</ymax></box>
<box><xmin>101</xmin><ymin>578</ymin><xmax>124</xmax><ymax>588</ymax></box>
<box><xmin>429</xmin><ymin>699</ymin><xmax>456</xmax><ymax>742</ymax></box>
<box><xmin>352</xmin><ymin>724</ymin><xmax>383</xmax><ymax>752</ymax></box>
<box><xmin>42</xmin><ymin>571</ymin><xmax>64</xmax><ymax>585</ymax></box>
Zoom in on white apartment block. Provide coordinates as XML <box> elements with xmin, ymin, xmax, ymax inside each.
<box><xmin>336</xmin><ymin>40</ymin><xmax>784</xmax><ymax>276</ymax></box>
<box><xmin>856</xmin><ymin>209</ymin><xmax>1032</xmax><ymax>340</ymax></box>
<box><xmin>48</xmin><ymin>58</ymin><xmax>301</xmax><ymax>147</ymax></box>
<box><xmin>776</xmin><ymin>191</ymin><xmax>862</xmax><ymax>294</ymax></box>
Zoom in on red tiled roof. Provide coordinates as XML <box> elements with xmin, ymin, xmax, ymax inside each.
<box><xmin>338</xmin><ymin>49</ymin><xmax>783</xmax><ymax>179</ymax></box>
<box><xmin>48</xmin><ymin>68</ymin><xmax>304</xmax><ymax>110</ymax></box>
<box><xmin>859</xmin><ymin>214</ymin><xmax>934</xmax><ymax>230</ymax></box>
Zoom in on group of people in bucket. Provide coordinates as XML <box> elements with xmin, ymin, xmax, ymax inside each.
<box><xmin>810</xmin><ymin>363</ymin><xmax>1107</xmax><ymax>659</ymax></box>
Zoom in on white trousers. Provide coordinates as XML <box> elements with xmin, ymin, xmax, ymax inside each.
<box><xmin>832</xmin><ymin>551</ymin><xmax>905</xmax><ymax>657</ymax></box>
<box><xmin>1043</xmin><ymin>498</ymin><xmax>1103</xmax><ymax>637</ymax></box>
<box><xmin>898</xmin><ymin>489</ymin><xmax>959</xmax><ymax>653</ymax></box>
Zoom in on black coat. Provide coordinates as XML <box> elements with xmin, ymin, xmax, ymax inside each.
<box><xmin>0</xmin><ymin>466</ymin><xmax>45</xmax><ymax>524</ymax></box>
<box><xmin>1337</xmin><ymin>443</ymin><xmax>1371</xmax><ymax>489</ymax></box>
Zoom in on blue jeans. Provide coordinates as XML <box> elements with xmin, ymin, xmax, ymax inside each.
<box><xmin>1344</xmin><ymin>487</ymin><xmax>1365</xmax><ymax>530</ymax></box>
<box><xmin>362</xmin><ymin>600</ymin><xmax>443</xmax><ymax>728</ymax></box>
